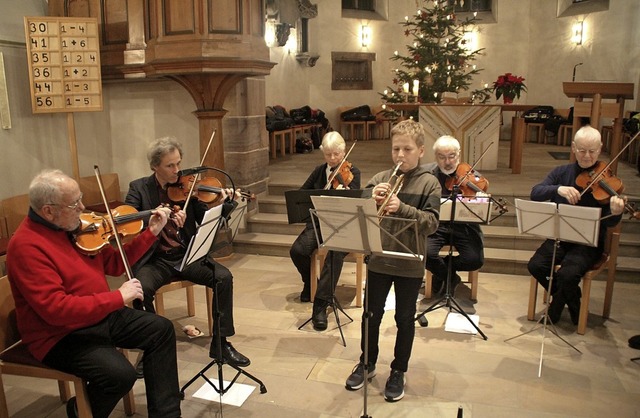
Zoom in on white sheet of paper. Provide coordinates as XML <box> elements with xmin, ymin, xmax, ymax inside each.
<box><xmin>310</xmin><ymin>195</ymin><xmax>383</xmax><ymax>254</ymax></box>
<box><xmin>558</xmin><ymin>204</ymin><xmax>600</xmax><ymax>247</ymax></box>
<box><xmin>178</xmin><ymin>204</ymin><xmax>223</xmax><ymax>271</ymax></box>
<box><xmin>444</xmin><ymin>313</ymin><xmax>480</xmax><ymax>335</ymax></box>
<box><xmin>515</xmin><ymin>199</ymin><xmax>557</xmax><ymax>239</ymax></box>
<box><xmin>439</xmin><ymin>197</ymin><xmax>492</xmax><ymax>223</ymax></box>
<box><xmin>191</xmin><ymin>380</ymin><xmax>256</xmax><ymax>406</ymax></box>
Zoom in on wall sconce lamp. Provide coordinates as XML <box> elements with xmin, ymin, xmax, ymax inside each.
<box><xmin>361</xmin><ymin>25</ymin><xmax>371</xmax><ymax>48</ymax></box>
<box><xmin>572</xmin><ymin>21</ymin><xmax>584</xmax><ymax>45</ymax></box>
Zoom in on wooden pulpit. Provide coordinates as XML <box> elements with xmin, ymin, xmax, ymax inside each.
<box><xmin>563</xmin><ymin>82</ymin><xmax>634</xmax><ymax>174</ymax></box>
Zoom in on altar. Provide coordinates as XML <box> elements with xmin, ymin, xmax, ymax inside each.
<box><xmin>389</xmin><ymin>104</ymin><xmax>501</xmax><ymax>171</ymax></box>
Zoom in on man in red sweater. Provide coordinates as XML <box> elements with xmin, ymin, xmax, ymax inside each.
<box><xmin>6</xmin><ymin>169</ymin><xmax>182</xmax><ymax>418</ymax></box>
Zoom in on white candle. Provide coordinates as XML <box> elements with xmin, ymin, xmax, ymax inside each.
<box><xmin>403</xmin><ymin>82</ymin><xmax>410</xmax><ymax>94</ymax></box>
<box><xmin>412</xmin><ymin>80</ymin><xmax>419</xmax><ymax>96</ymax></box>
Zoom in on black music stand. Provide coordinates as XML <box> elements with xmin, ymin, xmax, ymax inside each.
<box><xmin>177</xmin><ymin>205</ymin><xmax>267</xmax><ymax>403</ymax></box>
<box><xmin>307</xmin><ymin>195</ymin><xmax>424</xmax><ymax>418</ymax></box>
<box><xmin>285</xmin><ymin>189</ymin><xmax>363</xmax><ymax>343</ymax></box>
<box><xmin>504</xmin><ymin>199</ymin><xmax>601</xmax><ymax>377</ymax></box>
<box><xmin>415</xmin><ymin>185</ymin><xmax>489</xmax><ymax>340</ymax></box>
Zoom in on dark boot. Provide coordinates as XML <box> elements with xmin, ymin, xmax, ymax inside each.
<box><xmin>312</xmin><ymin>299</ymin><xmax>328</xmax><ymax>331</ymax></box>
<box><xmin>300</xmin><ymin>282</ymin><xmax>311</xmax><ymax>302</ymax></box>
<box><xmin>547</xmin><ymin>292</ymin><xmax>565</xmax><ymax>324</ymax></box>
<box><xmin>566</xmin><ymin>287</ymin><xmax>582</xmax><ymax>326</ymax></box>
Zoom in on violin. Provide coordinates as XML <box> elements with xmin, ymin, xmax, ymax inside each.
<box><xmin>328</xmin><ymin>161</ymin><xmax>354</xmax><ymax>189</ymax></box>
<box><xmin>166</xmin><ymin>175</ymin><xmax>254</xmax><ymax>204</ymax></box>
<box><xmin>576</xmin><ymin>161</ymin><xmax>640</xmax><ymax>219</ymax></box>
<box><xmin>324</xmin><ymin>141</ymin><xmax>357</xmax><ymax>190</ymax></box>
<box><xmin>445</xmin><ymin>162</ymin><xmax>489</xmax><ymax>196</ymax></box>
<box><xmin>73</xmin><ymin>205</ymin><xmax>166</xmax><ymax>255</ymax></box>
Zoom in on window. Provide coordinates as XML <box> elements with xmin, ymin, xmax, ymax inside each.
<box><xmin>342</xmin><ymin>0</ymin><xmax>375</xmax><ymax>12</ymax></box>
<box><xmin>448</xmin><ymin>0</ymin><xmax>492</xmax><ymax>13</ymax></box>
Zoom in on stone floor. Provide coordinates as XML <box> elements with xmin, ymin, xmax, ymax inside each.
<box><xmin>3</xmin><ymin>138</ymin><xmax>640</xmax><ymax>418</ymax></box>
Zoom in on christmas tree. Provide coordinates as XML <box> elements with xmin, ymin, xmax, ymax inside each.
<box><xmin>381</xmin><ymin>0</ymin><xmax>489</xmax><ymax>105</ymax></box>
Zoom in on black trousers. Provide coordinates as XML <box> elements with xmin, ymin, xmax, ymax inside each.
<box><xmin>289</xmin><ymin>225</ymin><xmax>346</xmax><ymax>301</ymax></box>
<box><xmin>359</xmin><ymin>270</ymin><xmax>423</xmax><ymax>373</ymax></box>
<box><xmin>43</xmin><ymin>307</ymin><xmax>181</xmax><ymax>418</ymax></box>
<box><xmin>136</xmin><ymin>254</ymin><xmax>236</xmax><ymax>337</ymax></box>
<box><xmin>528</xmin><ymin>238</ymin><xmax>602</xmax><ymax>302</ymax></box>
<box><xmin>426</xmin><ymin>223</ymin><xmax>484</xmax><ymax>281</ymax></box>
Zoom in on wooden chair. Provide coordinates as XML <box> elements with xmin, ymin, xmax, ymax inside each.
<box><xmin>423</xmin><ymin>246</ymin><xmax>480</xmax><ymax>301</ymax></box>
<box><xmin>0</xmin><ymin>275</ymin><xmax>135</xmax><ymax>417</ymax></box>
<box><xmin>338</xmin><ymin>107</ymin><xmax>368</xmax><ymax>141</ymax></box>
<box><xmin>424</xmin><ymin>270</ymin><xmax>479</xmax><ymax>301</ymax></box>
<box><xmin>525</xmin><ymin>122</ymin><xmax>546</xmax><ymax>143</ymax></box>
<box><xmin>155</xmin><ymin>281</ymin><xmax>214</xmax><ymax>336</ymax></box>
<box><xmin>78</xmin><ymin>172</ymin><xmax>124</xmax><ymax>213</ymax></box>
<box><xmin>269</xmin><ymin>128</ymin><xmax>293</xmax><ymax>159</ymax></box>
<box><xmin>310</xmin><ymin>249</ymin><xmax>364</xmax><ymax>307</ymax></box>
<box><xmin>527</xmin><ymin>224</ymin><xmax>621</xmax><ymax>335</ymax></box>
<box><xmin>558</xmin><ymin>124</ymin><xmax>573</xmax><ymax>146</ymax></box>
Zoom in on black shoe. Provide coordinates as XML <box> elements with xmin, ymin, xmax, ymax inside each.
<box><xmin>384</xmin><ymin>369</ymin><xmax>406</xmax><ymax>402</ymax></box>
<box><xmin>312</xmin><ymin>301</ymin><xmax>328</xmax><ymax>331</ymax></box>
<box><xmin>300</xmin><ymin>283</ymin><xmax>311</xmax><ymax>302</ymax></box>
<box><xmin>431</xmin><ymin>275</ymin><xmax>445</xmax><ymax>296</ymax></box>
<box><xmin>345</xmin><ymin>362</ymin><xmax>376</xmax><ymax>391</ymax></box>
<box><xmin>66</xmin><ymin>396</ymin><xmax>78</xmax><ymax>418</ymax></box>
<box><xmin>135</xmin><ymin>358</ymin><xmax>144</xmax><ymax>379</ymax></box>
<box><xmin>210</xmin><ymin>341</ymin><xmax>251</xmax><ymax>367</ymax></box>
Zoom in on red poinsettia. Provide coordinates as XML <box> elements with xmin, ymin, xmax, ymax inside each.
<box><xmin>493</xmin><ymin>73</ymin><xmax>526</xmax><ymax>101</ymax></box>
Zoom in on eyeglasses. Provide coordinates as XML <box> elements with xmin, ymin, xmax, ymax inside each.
<box><xmin>575</xmin><ymin>148</ymin><xmax>600</xmax><ymax>156</ymax></box>
<box><xmin>436</xmin><ymin>153</ymin><xmax>459</xmax><ymax>162</ymax></box>
<box><xmin>48</xmin><ymin>194</ymin><xmax>83</xmax><ymax>210</ymax></box>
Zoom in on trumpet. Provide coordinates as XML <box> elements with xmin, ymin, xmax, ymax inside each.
<box><xmin>377</xmin><ymin>162</ymin><xmax>405</xmax><ymax>218</ymax></box>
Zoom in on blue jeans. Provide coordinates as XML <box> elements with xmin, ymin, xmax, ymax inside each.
<box><xmin>43</xmin><ymin>307</ymin><xmax>181</xmax><ymax>418</ymax></box>
<box><xmin>359</xmin><ymin>269</ymin><xmax>423</xmax><ymax>372</ymax></box>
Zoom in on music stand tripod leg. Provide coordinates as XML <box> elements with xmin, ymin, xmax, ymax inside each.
<box><xmin>299</xmin><ymin>251</ymin><xmax>353</xmax><ymax>348</ymax></box>
<box><xmin>179</xmin><ymin>256</ymin><xmax>267</xmax><ymax>400</ymax></box>
<box><xmin>415</xmin><ymin>186</ymin><xmax>488</xmax><ymax>340</ymax></box>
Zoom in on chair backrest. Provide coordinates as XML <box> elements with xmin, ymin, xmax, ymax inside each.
<box><xmin>78</xmin><ymin>173</ymin><xmax>121</xmax><ymax>210</ymax></box>
<box><xmin>0</xmin><ymin>275</ymin><xmax>20</xmax><ymax>353</ymax></box>
<box><xmin>0</xmin><ymin>194</ymin><xmax>30</xmax><ymax>238</ymax></box>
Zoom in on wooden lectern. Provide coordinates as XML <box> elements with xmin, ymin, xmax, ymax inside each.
<box><xmin>563</xmin><ymin>82</ymin><xmax>634</xmax><ymax>174</ymax></box>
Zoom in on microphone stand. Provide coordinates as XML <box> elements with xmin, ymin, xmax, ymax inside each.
<box><xmin>572</xmin><ymin>63</ymin><xmax>583</xmax><ymax>82</ymax></box>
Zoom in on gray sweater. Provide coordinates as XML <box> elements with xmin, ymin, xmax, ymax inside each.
<box><xmin>364</xmin><ymin>164</ymin><xmax>441</xmax><ymax>278</ymax></box>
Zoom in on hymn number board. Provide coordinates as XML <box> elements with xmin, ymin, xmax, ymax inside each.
<box><xmin>24</xmin><ymin>17</ymin><xmax>103</xmax><ymax>114</ymax></box>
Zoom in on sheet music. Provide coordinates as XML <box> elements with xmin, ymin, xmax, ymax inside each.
<box><xmin>515</xmin><ymin>199</ymin><xmax>601</xmax><ymax>247</ymax></box>
<box><xmin>310</xmin><ymin>195</ymin><xmax>383</xmax><ymax>254</ymax></box>
<box><xmin>558</xmin><ymin>204</ymin><xmax>600</xmax><ymax>246</ymax></box>
<box><xmin>439</xmin><ymin>196</ymin><xmax>492</xmax><ymax>223</ymax></box>
<box><xmin>177</xmin><ymin>204</ymin><xmax>223</xmax><ymax>271</ymax></box>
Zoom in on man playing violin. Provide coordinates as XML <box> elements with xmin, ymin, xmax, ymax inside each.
<box><xmin>7</xmin><ymin>169</ymin><xmax>182</xmax><ymax>418</ymax></box>
<box><xmin>125</xmin><ymin>136</ymin><xmax>250</xmax><ymax>368</ymax></box>
<box><xmin>422</xmin><ymin>135</ymin><xmax>486</xmax><ymax>296</ymax></box>
<box><xmin>528</xmin><ymin>125</ymin><xmax>624</xmax><ymax>324</ymax></box>
<box><xmin>289</xmin><ymin>131</ymin><xmax>361</xmax><ymax>331</ymax></box>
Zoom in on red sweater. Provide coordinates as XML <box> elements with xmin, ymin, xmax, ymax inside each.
<box><xmin>6</xmin><ymin>216</ymin><xmax>157</xmax><ymax>361</ymax></box>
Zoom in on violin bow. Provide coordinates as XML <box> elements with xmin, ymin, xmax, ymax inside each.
<box><xmin>182</xmin><ymin>129</ymin><xmax>216</xmax><ymax>214</ymax></box>
<box><xmin>579</xmin><ymin>130</ymin><xmax>640</xmax><ymax>198</ymax></box>
<box><xmin>453</xmin><ymin>141</ymin><xmax>494</xmax><ymax>188</ymax></box>
<box><xmin>93</xmin><ymin>165</ymin><xmax>142</xmax><ymax>308</ymax></box>
<box><xmin>324</xmin><ymin>140</ymin><xmax>357</xmax><ymax>190</ymax></box>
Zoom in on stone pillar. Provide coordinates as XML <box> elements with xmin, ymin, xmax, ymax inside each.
<box><xmin>223</xmin><ymin>77</ymin><xmax>270</xmax><ymax>194</ymax></box>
